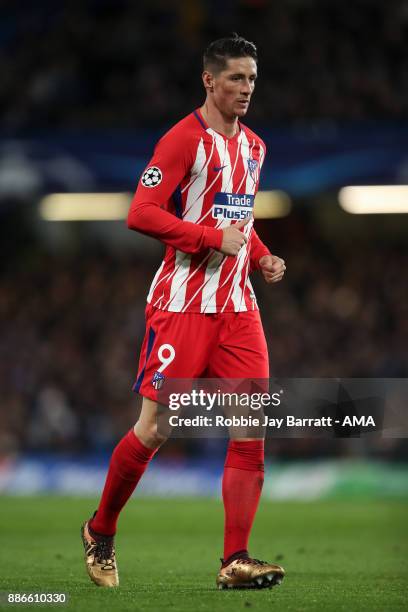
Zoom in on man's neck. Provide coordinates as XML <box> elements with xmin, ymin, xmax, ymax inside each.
<box><xmin>200</xmin><ymin>101</ymin><xmax>239</xmax><ymax>138</ymax></box>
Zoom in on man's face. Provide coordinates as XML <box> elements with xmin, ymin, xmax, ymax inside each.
<box><xmin>208</xmin><ymin>56</ymin><xmax>257</xmax><ymax>118</ymax></box>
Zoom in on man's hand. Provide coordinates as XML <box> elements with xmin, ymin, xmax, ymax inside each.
<box><xmin>220</xmin><ymin>216</ymin><xmax>251</xmax><ymax>256</ymax></box>
<box><xmin>259</xmin><ymin>254</ymin><xmax>286</xmax><ymax>284</ymax></box>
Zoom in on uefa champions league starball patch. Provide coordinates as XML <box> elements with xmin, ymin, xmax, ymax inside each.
<box><xmin>152</xmin><ymin>371</ymin><xmax>165</xmax><ymax>390</ymax></box>
<box><xmin>141</xmin><ymin>166</ymin><xmax>163</xmax><ymax>188</ymax></box>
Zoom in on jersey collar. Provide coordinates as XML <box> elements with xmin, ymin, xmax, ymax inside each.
<box><xmin>194</xmin><ymin>108</ymin><xmax>242</xmax><ymax>141</ymax></box>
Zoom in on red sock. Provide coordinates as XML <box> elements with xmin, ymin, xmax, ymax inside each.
<box><xmin>222</xmin><ymin>440</ymin><xmax>264</xmax><ymax>562</ymax></box>
<box><xmin>90</xmin><ymin>429</ymin><xmax>157</xmax><ymax>536</ymax></box>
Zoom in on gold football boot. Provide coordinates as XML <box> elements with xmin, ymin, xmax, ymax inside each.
<box><xmin>216</xmin><ymin>556</ymin><xmax>285</xmax><ymax>590</ymax></box>
<box><xmin>80</xmin><ymin>518</ymin><xmax>119</xmax><ymax>587</ymax></box>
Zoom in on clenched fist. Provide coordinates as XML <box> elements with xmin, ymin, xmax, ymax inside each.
<box><xmin>220</xmin><ymin>216</ymin><xmax>251</xmax><ymax>256</ymax></box>
<box><xmin>259</xmin><ymin>254</ymin><xmax>286</xmax><ymax>284</ymax></box>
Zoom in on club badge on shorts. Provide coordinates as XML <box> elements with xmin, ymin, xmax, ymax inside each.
<box><xmin>152</xmin><ymin>371</ymin><xmax>165</xmax><ymax>390</ymax></box>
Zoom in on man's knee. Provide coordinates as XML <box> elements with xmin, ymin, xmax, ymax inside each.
<box><xmin>133</xmin><ymin>421</ymin><xmax>167</xmax><ymax>449</ymax></box>
<box><xmin>133</xmin><ymin>397</ymin><xmax>170</xmax><ymax>449</ymax></box>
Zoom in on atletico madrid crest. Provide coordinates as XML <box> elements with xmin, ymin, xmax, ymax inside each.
<box><xmin>247</xmin><ymin>158</ymin><xmax>259</xmax><ymax>182</ymax></box>
<box><xmin>152</xmin><ymin>371</ymin><xmax>165</xmax><ymax>390</ymax></box>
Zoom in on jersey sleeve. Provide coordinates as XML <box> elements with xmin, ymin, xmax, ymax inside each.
<box><xmin>127</xmin><ymin>129</ymin><xmax>223</xmax><ymax>254</ymax></box>
<box><xmin>249</xmin><ymin>228</ymin><xmax>271</xmax><ymax>272</ymax></box>
<box><xmin>132</xmin><ymin>127</ymin><xmax>190</xmax><ymax>207</ymax></box>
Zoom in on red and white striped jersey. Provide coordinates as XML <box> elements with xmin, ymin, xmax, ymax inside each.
<box><xmin>128</xmin><ymin>108</ymin><xmax>270</xmax><ymax>313</ymax></box>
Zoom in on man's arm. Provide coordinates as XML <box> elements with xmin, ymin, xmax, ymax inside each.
<box><xmin>127</xmin><ymin>200</ymin><xmax>223</xmax><ymax>254</ymax></box>
<box><xmin>128</xmin><ymin>201</ymin><xmax>251</xmax><ymax>256</ymax></box>
<box><xmin>127</xmin><ymin>129</ymin><xmax>222</xmax><ymax>254</ymax></box>
<box><xmin>249</xmin><ymin>228</ymin><xmax>271</xmax><ymax>272</ymax></box>
<box><xmin>250</xmin><ymin>227</ymin><xmax>286</xmax><ymax>283</ymax></box>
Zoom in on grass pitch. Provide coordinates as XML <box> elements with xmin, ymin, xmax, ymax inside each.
<box><xmin>0</xmin><ymin>496</ymin><xmax>407</xmax><ymax>611</ymax></box>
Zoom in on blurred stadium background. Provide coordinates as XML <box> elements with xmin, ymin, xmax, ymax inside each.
<box><xmin>1</xmin><ymin>0</ymin><xmax>407</xmax><ymax>501</ymax></box>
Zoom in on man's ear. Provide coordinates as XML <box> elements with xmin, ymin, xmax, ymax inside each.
<box><xmin>202</xmin><ymin>70</ymin><xmax>215</xmax><ymax>93</ymax></box>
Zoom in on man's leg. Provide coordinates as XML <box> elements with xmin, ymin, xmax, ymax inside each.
<box><xmin>89</xmin><ymin>398</ymin><xmax>166</xmax><ymax>536</ymax></box>
<box><xmin>81</xmin><ymin>398</ymin><xmax>166</xmax><ymax>587</ymax></box>
<box><xmin>209</xmin><ymin>311</ymin><xmax>285</xmax><ymax>588</ymax></box>
<box><xmin>216</xmin><ymin>435</ymin><xmax>284</xmax><ymax>589</ymax></box>
<box><xmin>222</xmin><ymin>437</ymin><xmax>265</xmax><ymax>563</ymax></box>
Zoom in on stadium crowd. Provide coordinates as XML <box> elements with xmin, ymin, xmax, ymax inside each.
<box><xmin>0</xmin><ymin>0</ymin><xmax>407</xmax><ymax>130</ymax></box>
<box><xmin>1</xmin><ymin>237</ymin><xmax>406</xmax><ymax>456</ymax></box>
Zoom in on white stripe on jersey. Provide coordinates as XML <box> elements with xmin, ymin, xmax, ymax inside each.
<box><xmin>200</xmin><ymin>252</ymin><xmax>226</xmax><ymax>313</ymax></box>
<box><xmin>183</xmin><ymin>254</ymin><xmax>226</xmax><ymax>313</ymax></box>
<box><xmin>259</xmin><ymin>142</ymin><xmax>265</xmax><ymax>169</ymax></box>
<box><xmin>153</xmin><ymin>249</ymin><xmax>190</xmax><ymax>308</ymax></box>
<box><xmin>238</xmin><ymin>258</ymin><xmax>251</xmax><ymax>311</ymax></box>
<box><xmin>220</xmin><ymin>223</ymin><xmax>253</xmax><ymax>313</ymax></box>
<box><xmin>246</xmin><ymin>277</ymin><xmax>258</xmax><ymax>310</ymax></box>
<box><xmin>165</xmin><ymin>251</ymin><xmax>192</xmax><ymax>311</ymax></box>
<box><xmin>225</xmin><ymin>132</ymin><xmax>243</xmax><ymax>192</ymax></box>
<box><xmin>196</xmin><ymin>212</ymin><xmax>232</xmax><ymax>313</ymax></box>
<box><xmin>147</xmin><ymin>260</ymin><xmax>165</xmax><ymax>302</ymax></box>
<box><xmin>183</xmin><ymin>137</ymin><xmax>209</xmax><ymax>221</ymax></box>
<box><xmin>181</xmin><ymin>135</ymin><xmax>214</xmax><ymax>197</ymax></box>
<box><xmin>166</xmin><ymin>250</ymin><xmax>214</xmax><ymax>312</ymax></box>
<box><xmin>229</xmin><ymin>223</ymin><xmax>252</xmax><ymax>311</ymax></box>
<box><xmin>151</xmin><ymin>259</ymin><xmax>184</xmax><ymax>308</ymax></box>
<box><xmin>195</xmin><ymin>206</ymin><xmax>214</xmax><ymax>226</ymax></box>
<box><xmin>235</xmin><ymin>131</ymin><xmax>253</xmax><ymax>193</ymax></box>
<box><xmin>217</xmin><ymin>251</ymin><xmax>247</xmax><ymax>313</ymax></box>
<box><xmin>211</xmin><ymin>130</ymin><xmax>231</xmax><ymax>191</ymax></box>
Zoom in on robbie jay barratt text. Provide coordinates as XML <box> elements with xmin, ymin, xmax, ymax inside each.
<box><xmin>167</xmin><ymin>415</ymin><xmax>376</xmax><ymax>428</ymax></box>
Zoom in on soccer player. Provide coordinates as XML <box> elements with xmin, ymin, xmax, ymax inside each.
<box><xmin>81</xmin><ymin>34</ymin><xmax>286</xmax><ymax>590</ymax></box>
